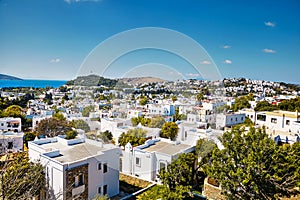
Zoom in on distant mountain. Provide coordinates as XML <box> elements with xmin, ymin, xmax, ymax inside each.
<box><xmin>0</xmin><ymin>74</ymin><xmax>23</xmax><ymax>80</ymax></box>
<box><xmin>66</xmin><ymin>75</ymin><xmax>166</xmax><ymax>87</ymax></box>
<box><xmin>118</xmin><ymin>77</ymin><xmax>165</xmax><ymax>85</ymax></box>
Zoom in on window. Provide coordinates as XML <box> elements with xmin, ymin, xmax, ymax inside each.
<box><xmin>8</xmin><ymin>142</ymin><xmax>13</xmax><ymax>149</ymax></box>
<box><xmin>235</xmin><ymin>117</ymin><xmax>238</xmax><ymax>122</ymax></box>
<box><xmin>1</xmin><ymin>123</ymin><xmax>3</xmax><ymax>126</ymax></box>
<box><xmin>271</xmin><ymin>118</ymin><xmax>277</xmax><ymax>124</ymax></box>
<box><xmin>74</xmin><ymin>174</ymin><xmax>84</xmax><ymax>187</ymax></box>
<box><xmin>98</xmin><ymin>163</ymin><xmax>102</xmax><ymax>170</ymax></box>
<box><xmin>103</xmin><ymin>163</ymin><xmax>108</xmax><ymax>173</ymax></box>
<box><xmin>98</xmin><ymin>186</ymin><xmax>101</xmax><ymax>194</ymax></box>
<box><xmin>103</xmin><ymin>185</ymin><xmax>107</xmax><ymax>195</ymax></box>
<box><xmin>136</xmin><ymin>157</ymin><xmax>141</xmax><ymax>167</ymax></box>
<box><xmin>241</xmin><ymin>117</ymin><xmax>244</xmax><ymax>121</ymax></box>
<box><xmin>286</xmin><ymin>120</ymin><xmax>290</xmax><ymax>125</ymax></box>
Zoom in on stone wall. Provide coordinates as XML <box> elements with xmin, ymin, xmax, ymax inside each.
<box><xmin>66</xmin><ymin>164</ymin><xmax>89</xmax><ymax>200</ymax></box>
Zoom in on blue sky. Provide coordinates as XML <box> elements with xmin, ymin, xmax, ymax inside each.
<box><xmin>0</xmin><ymin>0</ymin><xmax>299</xmax><ymax>83</ymax></box>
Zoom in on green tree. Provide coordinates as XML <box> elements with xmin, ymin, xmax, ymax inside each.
<box><xmin>137</xmin><ymin>184</ymin><xmax>192</xmax><ymax>200</ymax></box>
<box><xmin>196</xmin><ymin>139</ymin><xmax>216</xmax><ymax>166</ymax></box>
<box><xmin>69</xmin><ymin>119</ymin><xmax>90</xmax><ymax>132</ymax></box>
<box><xmin>35</xmin><ymin>118</ymin><xmax>72</xmax><ymax>137</ymax></box>
<box><xmin>232</xmin><ymin>96</ymin><xmax>251</xmax><ymax>111</ymax></box>
<box><xmin>65</xmin><ymin>130</ymin><xmax>78</xmax><ymax>140</ymax></box>
<box><xmin>171</xmin><ymin>95</ymin><xmax>177</xmax><ymax>103</ymax></box>
<box><xmin>24</xmin><ymin>132</ymin><xmax>37</xmax><ymax>148</ymax></box>
<box><xmin>97</xmin><ymin>130</ymin><xmax>113</xmax><ymax>143</ymax></box>
<box><xmin>131</xmin><ymin>116</ymin><xmax>151</xmax><ymax>127</ymax></box>
<box><xmin>148</xmin><ymin>116</ymin><xmax>165</xmax><ymax>128</ymax></box>
<box><xmin>159</xmin><ymin>153</ymin><xmax>196</xmax><ymax>192</ymax></box>
<box><xmin>2</xmin><ymin>105</ymin><xmax>25</xmax><ymax>120</ymax></box>
<box><xmin>206</xmin><ymin>127</ymin><xmax>300</xmax><ymax>199</ymax></box>
<box><xmin>160</xmin><ymin>122</ymin><xmax>178</xmax><ymax>140</ymax></box>
<box><xmin>0</xmin><ymin>153</ymin><xmax>45</xmax><ymax>199</ymax></box>
<box><xmin>82</xmin><ymin>105</ymin><xmax>94</xmax><ymax>117</ymax></box>
<box><xmin>139</xmin><ymin>96</ymin><xmax>148</xmax><ymax>106</ymax></box>
<box><xmin>196</xmin><ymin>93</ymin><xmax>204</xmax><ymax>102</ymax></box>
<box><xmin>254</xmin><ymin>100</ymin><xmax>278</xmax><ymax>111</ymax></box>
<box><xmin>118</xmin><ymin>128</ymin><xmax>147</xmax><ymax>147</ymax></box>
<box><xmin>52</xmin><ymin>112</ymin><xmax>66</xmax><ymax>121</ymax></box>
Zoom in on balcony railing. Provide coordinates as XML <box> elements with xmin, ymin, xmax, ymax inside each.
<box><xmin>72</xmin><ymin>185</ymin><xmax>85</xmax><ymax>196</ymax></box>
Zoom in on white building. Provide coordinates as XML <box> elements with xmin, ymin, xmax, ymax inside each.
<box><xmin>0</xmin><ymin>117</ymin><xmax>22</xmax><ymax>133</ymax></box>
<box><xmin>122</xmin><ymin>138</ymin><xmax>195</xmax><ymax>182</ymax></box>
<box><xmin>256</xmin><ymin>110</ymin><xmax>300</xmax><ymax>133</ymax></box>
<box><xmin>147</xmin><ymin>104</ymin><xmax>175</xmax><ymax>116</ymax></box>
<box><xmin>216</xmin><ymin>112</ymin><xmax>246</xmax><ymax>130</ymax></box>
<box><xmin>28</xmin><ymin>134</ymin><xmax>121</xmax><ymax>199</ymax></box>
<box><xmin>0</xmin><ymin>131</ymin><xmax>24</xmax><ymax>154</ymax></box>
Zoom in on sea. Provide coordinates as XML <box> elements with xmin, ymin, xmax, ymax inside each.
<box><xmin>0</xmin><ymin>79</ymin><xmax>67</xmax><ymax>88</ymax></box>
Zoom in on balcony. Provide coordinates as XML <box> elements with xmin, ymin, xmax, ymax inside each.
<box><xmin>72</xmin><ymin>185</ymin><xmax>85</xmax><ymax>197</ymax></box>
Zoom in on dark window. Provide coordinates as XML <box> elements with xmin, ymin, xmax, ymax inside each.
<box><xmin>286</xmin><ymin>120</ymin><xmax>290</xmax><ymax>125</ymax></box>
<box><xmin>103</xmin><ymin>185</ymin><xmax>107</xmax><ymax>195</ymax></box>
<box><xmin>8</xmin><ymin>142</ymin><xmax>13</xmax><ymax>149</ymax></box>
<box><xmin>136</xmin><ymin>157</ymin><xmax>141</xmax><ymax>167</ymax></box>
<box><xmin>1</xmin><ymin>123</ymin><xmax>3</xmax><ymax>126</ymax></box>
<box><xmin>98</xmin><ymin>186</ymin><xmax>101</xmax><ymax>194</ymax></box>
<box><xmin>74</xmin><ymin>174</ymin><xmax>84</xmax><ymax>187</ymax></box>
<box><xmin>103</xmin><ymin>163</ymin><xmax>108</xmax><ymax>173</ymax></box>
<box><xmin>98</xmin><ymin>163</ymin><xmax>101</xmax><ymax>170</ymax></box>
<box><xmin>271</xmin><ymin>118</ymin><xmax>277</xmax><ymax>124</ymax></box>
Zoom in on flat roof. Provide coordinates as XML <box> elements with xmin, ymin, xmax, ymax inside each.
<box><xmin>39</xmin><ymin>140</ymin><xmax>106</xmax><ymax>163</ymax></box>
<box><xmin>264</xmin><ymin>110</ymin><xmax>300</xmax><ymax>118</ymax></box>
<box><xmin>142</xmin><ymin>141</ymin><xmax>191</xmax><ymax>156</ymax></box>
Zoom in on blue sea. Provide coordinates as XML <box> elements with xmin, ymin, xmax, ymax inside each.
<box><xmin>0</xmin><ymin>79</ymin><xmax>67</xmax><ymax>88</ymax></box>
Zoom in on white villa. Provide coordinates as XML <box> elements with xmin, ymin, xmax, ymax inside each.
<box><xmin>28</xmin><ymin>134</ymin><xmax>121</xmax><ymax>200</ymax></box>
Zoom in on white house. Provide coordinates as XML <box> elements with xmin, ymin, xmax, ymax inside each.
<box><xmin>147</xmin><ymin>104</ymin><xmax>175</xmax><ymax>116</ymax></box>
<box><xmin>28</xmin><ymin>134</ymin><xmax>121</xmax><ymax>199</ymax></box>
<box><xmin>256</xmin><ymin>110</ymin><xmax>300</xmax><ymax>133</ymax></box>
<box><xmin>216</xmin><ymin>112</ymin><xmax>246</xmax><ymax>130</ymax></box>
<box><xmin>122</xmin><ymin>138</ymin><xmax>195</xmax><ymax>182</ymax></box>
<box><xmin>0</xmin><ymin>131</ymin><xmax>24</xmax><ymax>154</ymax></box>
<box><xmin>0</xmin><ymin>117</ymin><xmax>22</xmax><ymax>133</ymax></box>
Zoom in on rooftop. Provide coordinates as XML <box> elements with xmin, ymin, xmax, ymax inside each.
<box><xmin>141</xmin><ymin>140</ymin><xmax>191</xmax><ymax>156</ymax></box>
<box><xmin>31</xmin><ymin>136</ymin><xmax>117</xmax><ymax>164</ymax></box>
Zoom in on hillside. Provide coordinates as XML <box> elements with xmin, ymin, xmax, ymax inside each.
<box><xmin>0</xmin><ymin>74</ymin><xmax>23</xmax><ymax>80</ymax></box>
<box><xmin>118</xmin><ymin>77</ymin><xmax>165</xmax><ymax>85</ymax></box>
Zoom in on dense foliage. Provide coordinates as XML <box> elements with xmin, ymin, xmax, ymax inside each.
<box><xmin>118</xmin><ymin>128</ymin><xmax>147</xmax><ymax>147</ymax></box>
<box><xmin>160</xmin><ymin>122</ymin><xmax>178</xmax><ymax>140</ymax></box>
<box><xmin>206</xmin><ymin>127</ymin><xmax>300</xmax><ymax>199</ymax></box>
<box><xmin>0</xmin><ymin>153</ymin><xmax>45</xmax><ymax>199</ymax></box>
<box><xmin>69</xmin><ymin>119</ymin><xmax>90</xmax><ymax>132</ymax></box>
<box><xmin>35</xmin><ymin>117</ymin><xmax>72</xmax><ymax>137</ymax></box>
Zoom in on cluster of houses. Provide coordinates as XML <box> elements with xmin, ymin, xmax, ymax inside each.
<box><xmin>0</xmin><ymin>79</ymin><xmax>300</xmax><ymax>199</ymax></box>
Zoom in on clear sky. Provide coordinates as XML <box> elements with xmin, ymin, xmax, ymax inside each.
<box><xmin>0</xmin><ymin>0</ymin><xmax>299</xmax><ymax>83</ymax></box>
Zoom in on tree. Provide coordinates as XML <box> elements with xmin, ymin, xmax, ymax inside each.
<box><xmin>196</xmin><ymin>139</ymin><xmax>216</xmax><ymax>166</ymax></box>
<box><xmin>139</xmin><ymin>96</ymin><xmax>148</xmax><ymax>106</ymax></box>
<box><xmin>232</xmin><ymin>96</ymin><xmax>251</xmax><ymax>111</ymax></box>
<box><xmin>131</xmin><ymin>116</ymin><xmax>151</xmax><ymax>127</ymax></box>
<box><xmin>148</xmin><ymin>116</ymin><xmax>165</xmax><ymax>128</ymax></box>
<box><xmin>82</xmin><ymin>105</ymin><xmax>94</xmax><ymax>117</ymax></box>
<box><xmin>65</xmin><ymin>130</ymin><xmax>78</xmax><ymax>140</ymax></box>
<box><xmin>0</xmin><ymin>153</ymin><xmax>45</xmax><ymax>199</ymax></box>
<box><xmin>160</xmin><ymin>122</ymin><xmax>178</xmax><ymax>140</ymax></box>
<box><xmin>69</xmin><ymin>119</ymin><xmax>90</xmax><ymax>132</ymax></box>
<box><xmin>206</xmin><ymin>127</ymin><xmax>300</xmax><ymax>199</ymax></box>
<box><xmin>97</xmin><ymin>130</ymin><xmax>113</xmax><ymax>143</ymax></box>
<box><xmin>254</xmin><ymin>100</ymin><xmax>277</xmax><ymax>111</ymax></box>
<box><xmin>24</xmin><ymin>132</ymin><xmax>37</xmax><ymax>147</ymax></box>
<box><xmin>35</xmin><ymin>118</ymin><xmax>72</xmax><ymax>137</ymax></box>
<box><xmin>2</xmin><ymin>105</ymin><xmax>23</xmax><ymax>118</ymax></box>
<box><xmin>52</xmin><ymin>111</ymin><xmax>66</xmax><ymax>121</ymax></box>
<box><xmin>171</xmin><ymin>95</ymin><xmax>177</xmax><ymax>103</ymax></box>
<box><xmin>196</xmin><ymin>93</ymin><xmax>204</xmax><ymax>102</ymax></box>
<box><xmin>159</xmin><ymin>153</ymin><xmax>196</xmax><ymax>191</ymax></box>
<box><xmin>137</xmin><ymin>184</ymin><xmax>192</xmax><ymax>200</ymax></box>
<box><xmin>118</xmin><ymin>128</ymin><xmax>147</xmax><ymax>147</ymax></box>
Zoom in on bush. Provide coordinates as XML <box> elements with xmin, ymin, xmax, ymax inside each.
<box><xmin>65</xmin><ymin>130</ymin><xmax>78</xmax><ymax>140</ymax></box>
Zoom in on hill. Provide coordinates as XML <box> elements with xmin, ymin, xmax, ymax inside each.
<box><xmin>0</xmin><ymin>74</ymin><xmax>23</xmax><ymax>80</ymax></box>
<box><xmin>66</xmin><ymin>75</ymin><xmax>165</xmax><ymax>87</ymax></box>
<box><xmin>118</xmin><ymin>77</ymin><xmax>165</xmax><ymax>85</ymax></box>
